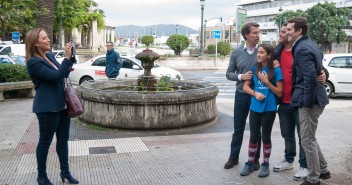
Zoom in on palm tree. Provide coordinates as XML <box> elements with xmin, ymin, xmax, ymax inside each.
<box><xmin>36</xmin><ymin>0</ymin><xmax>56</xmax><ymax>46</ymax></box>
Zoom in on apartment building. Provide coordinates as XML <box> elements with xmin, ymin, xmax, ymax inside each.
<box><xmin>237</xmin><ymin>0</ymin><xmax>352</xmax><ymax>46</ymax></box>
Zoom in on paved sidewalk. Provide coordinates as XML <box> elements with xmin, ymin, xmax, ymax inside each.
<box><xmin>0</xmin><ymin>97</ymin><xmax>352</xmax><ymax>185</ymax></box>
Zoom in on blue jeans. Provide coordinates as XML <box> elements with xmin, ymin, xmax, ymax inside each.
<box><xmin>229</xmin><ymin>91</ymin><xmax>261</xmax><ymax>161</ymax></box>
<box><xmin>36</xmin><ymin>109</ymin><xmax>71</xmax><ymax>178</ymax></box>
<box><xmin>278</xmin><ymin>103</ymin><xmax>307</xmax><ymax>168</ymax></box>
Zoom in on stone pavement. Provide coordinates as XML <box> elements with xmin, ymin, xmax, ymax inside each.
<box><xmin>0</xmin><ymin>96</ymin><xmax>352</xmax><ymax>185</ymax></box>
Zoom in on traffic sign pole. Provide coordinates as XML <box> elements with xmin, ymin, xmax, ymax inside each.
<box><xmin>212</xmin><ymin>30</ymin><xmax>221</xmax><ymax>67</ymax></box>
<box><xmin>215</xmin><ymin>39</ymin><xmax>218</xmax><ymax>67</ymax></box>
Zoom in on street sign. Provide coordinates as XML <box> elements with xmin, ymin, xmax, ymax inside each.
<box><xmin>212</xmin><ymin>30</ymin><xmax>221</xmax><ymax>39</ymax></box>
<box><xmin>12</xmin><ymin>32</ymin><xmax>20</xmax><ymax>42</ymax></box>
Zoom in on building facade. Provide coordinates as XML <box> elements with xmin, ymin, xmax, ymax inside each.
<box><xmin>238</xmin><ymin>0</ymin><xmax>352</xmax><ymax>48</ymax></box>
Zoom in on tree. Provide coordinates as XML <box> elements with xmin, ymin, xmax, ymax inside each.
<box><xmin>54</xmin><ymin>0</ymin><xmax>105</xmax><ymax>46</ymax></box>
<box><xmin>217</xmin><ymin>42</ymin><xmax>232</xmax><ymax>57</ymax></box>
<box><xmin>0</xmin><ymin>0</ymin><xmax>38</xmax><ymax>41</ymax></box>
<box><xmin>306</xmin><ymin>2</ymin><xmax>350</xmax><ymax>52</ymax></box>
<box><xmin>166</xmin><ymin>34</ymin><xmax>190</xmax><ymax>55</ymax></box>
<box><xmin>141</xmin><ymin>36</ymin><xmax>154</xmax><ymax>47</ymax></box>
<box><xmin>274</xmin><ymin>10</ymin><xmax>307</xmax><ymax>28</ymax></box>
<box><xmin>37</xmin><ymin>0</ymin><xmax>56</xmax><ymax>44</ymax></box>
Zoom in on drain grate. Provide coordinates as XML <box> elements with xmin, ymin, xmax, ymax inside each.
<box><xmin>89</xmin><ymin>146</ymin><xmax>117</xmax><ymax>155</ymax></box>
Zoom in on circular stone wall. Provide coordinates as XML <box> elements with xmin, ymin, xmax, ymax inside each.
<box><xmin>76</xmin><ymin>79</ymin><xmax>219</xmax><ymax>129</ymax></box>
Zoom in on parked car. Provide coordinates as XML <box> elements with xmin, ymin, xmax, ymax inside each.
<box><xmin>10</xmin><ymin>55</ymin><xmax>26</xmax><ymax>66</ymax></box>
<box><xmin>69</xmin><ymin>55</ymin><xmax>183</xmax><ymax>85</ymax></box>
<box><xmin>52</xmin><ymin>50</ymin><xmax>66</xmax><ymax>63</ymax></box>
<box><xmin>323</xmin><ymin>53</ymin><xmax>352</xmax><ymax>97</ymax></box>
<box><xmin>51</xmin><ymin>50</ymin><xmax>80</xmax><ymax>63</ymax></box>
<box><xmin>0</xmin><ymin>44</ymin><xmax>25</xmax><ymax>56</ymax></box>
<box><xmin>0</xmin><ymin>55</ymin><xmax>16</xmax><ymax>65</ymax></box>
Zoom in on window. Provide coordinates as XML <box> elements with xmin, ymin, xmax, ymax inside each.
<box><xmin>57</xmin><ymin>52</ymin><xmax>66</xmax><ymax>58</ymax></box>
<box><xmin>0</xmin><ymin>57</ymin><xmax>13</xmax><ymax>64</ymax></box>
<box><xmin>0</xmin><ymin>46</ymin><xmax>11</xmax><ymax>55</ymax></box>
<box><xmin>329</xmin><ymin>57</ymin><xmax>352</xmax><ymax>68</ymax></box>
<box><xmin>122</xmin><ymin>58</ymin><xmax>138</xmax><ymax>69</ymax></box>
<box><xmin>92</xmin><ymin>57</ymin><xmax>106</xmax><ymax>66</ymax></box>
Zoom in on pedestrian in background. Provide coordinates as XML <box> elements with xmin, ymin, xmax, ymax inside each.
<box><xmin>105</xmin><ymin>41</ymin><xmax>122</xmax><ymax>78</ymax></box>
<box><xmin>25</xmin><ymin>28</ymin><xmax>79</xmax><ymax>185</ymax></box>
<box><xmin>225</xmin><ymin>22</ymin><xmax>261</xmax><ymax>170</ymax></box>
<box><xmin>240</xmin><ymin>43</ymin><xmax>283</xmax><ymax>177</ymax></box>
<box><xmin>287</xmin><ymin>17</ymin><xmax>330</xmax><ymax>185</ymax></box>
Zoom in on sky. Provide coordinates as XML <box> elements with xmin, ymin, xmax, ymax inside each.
<box><xmin>93</xmin><ymin>0</ymin><xmax>238</xmax><ymax>30</ymax></box>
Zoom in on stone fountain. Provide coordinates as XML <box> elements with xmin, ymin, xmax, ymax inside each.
<box><xmin>75</xmin><ymin>49</ymin><xmax>219</xmax><ymax>129</ymax></box>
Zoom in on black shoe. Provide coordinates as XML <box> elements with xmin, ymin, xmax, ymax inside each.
<box><xmin>254</xmin><ymin>160</ymin><xmax>260</xmax><ymax>171</ymax></box>
<box><xmin>37</xmin><ymin>176</ymin><xmax>53</xmax><ymax>185</ymax></box>
<box><xmin>319</xmin><ymin>171</ymin><xmax>331</xmax><ymax>180</ymax></box>
<box><xmin>224</xmin><ymin>158</ymin><xmax>239</xmax><ymax>169</ymax></box>
<box><xmin>60</xmin><ymin>171</ymin><xmax>79</xmax><ymax>184</ymax></box>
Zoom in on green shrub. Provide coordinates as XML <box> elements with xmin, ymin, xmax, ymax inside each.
<box><xmin>0</xmin><ymin>64</ymin><xmax>30</xmax><ymax>82</ymax></box>
<box><xmin>217</xmin><ymin>41</ymin><xmax>232</xmax><ymax>57</ymax></box>
<box><xmin>207</xmin><ymin>44</ymin><xmax>216</xmax><ymax>54</ymax></box>
<box><xmin>141</xmin><ymin>36</ymin><xmax>154</xmax><ymax>47</ymax></box>
<box><xmin>166</xmin><ymin>34</ymin><xmax>190</xmax><ymax>55</ymax></box>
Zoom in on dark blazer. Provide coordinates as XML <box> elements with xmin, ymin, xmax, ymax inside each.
<box><xmin>26</xmin><ymin>53</ymin><xmax>74</xmax><ymax>113</ymax></box>
<box><xmin>291</xmin><ymin>36</ymin><xmax>329</xmax><ymax>108</ymax></box>
<box><xmin>274</xmin><ymin>43</ymin><xmax>329</xmax><ymax>79</ymax></box>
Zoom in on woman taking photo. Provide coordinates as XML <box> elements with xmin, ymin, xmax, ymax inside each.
<box><xmin>240</xmin><ymin>43</ymin><xmax>283</xmax><ymax>178</ymax></box>
<box><xmin>26</xmin><ymin>28</ymin><xmax>79</xmax><ymax>185</ymax></box>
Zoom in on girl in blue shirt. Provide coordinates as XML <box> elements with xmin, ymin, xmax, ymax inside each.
<box><xmin>240</xmin><ymin>44</ymin><xmax>283</xmax><ymax>177</ymax></box>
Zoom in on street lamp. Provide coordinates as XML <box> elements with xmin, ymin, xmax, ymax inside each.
<box><xmin>200</xmin><ymin>0</ymin><xmax>205</xmax><ymax>56</ymax></box>
<box><xmin>278</xmin><ymin>7</ymin><xmax>283</xmax><ymax>32</ymax></box>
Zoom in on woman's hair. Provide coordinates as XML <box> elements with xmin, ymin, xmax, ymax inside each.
<box><xmin>255</xmin><ymin>43</ymin><xmax>275</xmax><ymax>80</ymax></box>
<box><xmin>25</xmin><ymin>28</ymin><xmax>46</xmax><ymax>61</ymax></box>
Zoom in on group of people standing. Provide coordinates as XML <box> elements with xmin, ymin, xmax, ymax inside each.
<box><xmin>24</xmin><ymin>16</ymin><xmax>329</xmax><ymax>185</ymax></box>
<box><xmin>225</xmin><ymin>17</ymin><xmax>330</xmax><ymax>185</ymax></box>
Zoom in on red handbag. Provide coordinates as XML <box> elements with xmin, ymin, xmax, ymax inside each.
<box><xmin>64</xmin><ymin>78</ymin><xmax>84</xmax><ymax>118</ymax></box>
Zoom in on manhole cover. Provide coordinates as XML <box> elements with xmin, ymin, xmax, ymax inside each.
<box><xmin>89</xmin><ymin>146</ymin><xmax>117</xmax><ymax>155</ymax></box>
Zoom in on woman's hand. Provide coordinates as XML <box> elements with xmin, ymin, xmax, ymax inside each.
<box><xmin>254</xmin><ymin>91</ymin><xmax>265</xmax><ymax>101</ymax></box>
<box><xmin>258</xmin><ymin>70</ymin><xmax>269</xmax><ymax>84</ymax></box>
<box><xmin>65</xmin><ymin>42</ymin><xmax>74</xmax><ymax>60</ymax></box>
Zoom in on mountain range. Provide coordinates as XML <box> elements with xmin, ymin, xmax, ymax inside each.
<box><xmin>115</xmin><ymin>24</ymin><xmax>198</xmax><ymax>38</ymax></box>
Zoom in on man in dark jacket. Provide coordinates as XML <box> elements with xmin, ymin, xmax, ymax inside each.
<box><xmin>105</xmin><ymin>41</ymin><xmax>122</xmax><ymax>78</ymax></box>
<box><xmin>273</xmin><ymin>23</ymin><xmax>327</xmax><ymax>181</ymax></box>
<box><xmin>286</xmin><ymin>17</ymin><xmax>330</xmax><ymax>185</ymax></box>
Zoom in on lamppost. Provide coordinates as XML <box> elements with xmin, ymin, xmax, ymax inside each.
<box><xmin>176</xmin><ymin>24</ymin><xmax>178</xmax><ymax>34</ymax></box>
<box><xmin>200</xmin><ymin>0</ymin><xmax>205</xmax><ymax>56</ymax></box>
<box><xmin>278</xmin><ymin>7</ymin><xmax>283</xmax><ymax>32</ymax></box>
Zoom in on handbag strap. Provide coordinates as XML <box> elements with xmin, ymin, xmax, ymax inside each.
<box><xmin>64</xmin><ymin>78</ymin><xmax>72</xmax><ymax>88</ymax></box>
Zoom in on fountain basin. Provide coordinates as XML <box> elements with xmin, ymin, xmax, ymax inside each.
<box><xmin>76</xmin><ymin>79</ymin><xmax>219</xmax><ymax>129</ymax></box>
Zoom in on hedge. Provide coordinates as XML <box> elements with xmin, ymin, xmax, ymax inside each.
<box><xmin>0</xmin><ymin>64</ymin><xmax>30</xmax><ymax>82</ymax></box>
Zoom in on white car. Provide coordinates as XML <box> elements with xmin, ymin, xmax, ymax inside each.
<box><xmin>323</xmin><ymin>53</ymin><xmax>352</xmax><ymax>97</ymax></box>
<box><xmin>69</xmin><ymin>55</ymin><xmax>183</xmax><ymax>85</ymax></box>
<box><xmin>52</xmin><ymin>50</ymin><xmax>80</xmax><ymax>64</ymax></box>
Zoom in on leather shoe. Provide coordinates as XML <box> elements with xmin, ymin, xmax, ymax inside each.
<box><xmin>224</xmin><ymin>158</ymin><xmax>238</xmax><ymax>169</ymax></box>
<box><xmin>319</xmin><ymin>171</ymin><xmax>331</xmax><ymax>180</ymax></box>
<box><xmin>254</xmin><ymin>160</ymin><xmax>260</xmax><ymax>171</ymax></box>
<box><xmin>300</xmin><ymin>180</ymin><xmax>321</xmax><ymax>185</ymax></box>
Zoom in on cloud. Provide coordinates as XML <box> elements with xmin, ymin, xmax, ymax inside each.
<box><xmin>93</xmin><ymin>0</ymin><xmax>236</xmax><ymax>30</ymax></box>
